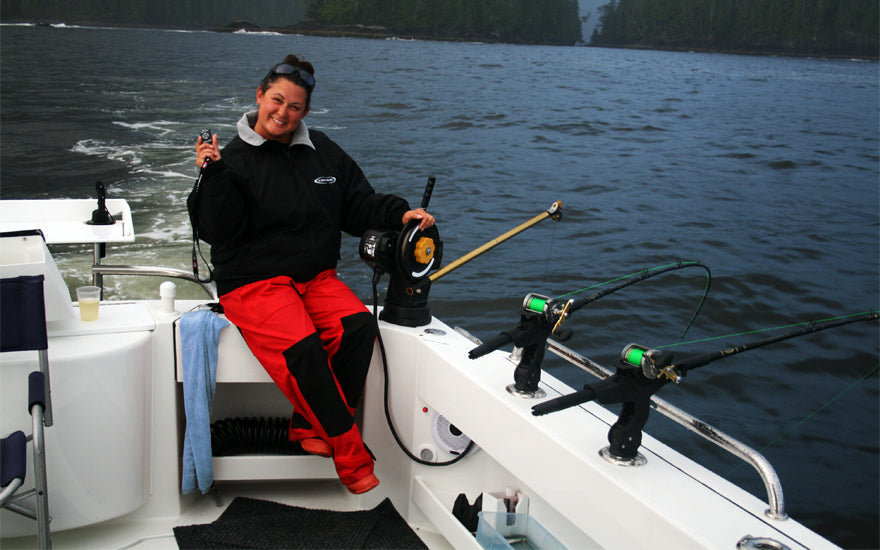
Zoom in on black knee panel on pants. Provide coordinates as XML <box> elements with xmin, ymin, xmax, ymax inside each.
<box><xmin>334</xmin><ymin>311</ymin><xmax>379</xmax><ymax>406</ymax></box>
<box><xmin>283</xmin><ymin>332</ymin><xmax>354</xmax><ymax>438</ymax></box>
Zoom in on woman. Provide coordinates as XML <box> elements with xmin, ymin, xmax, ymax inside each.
<box><xmin>188</xmin><ymin>54</ymin><xmax>433</xmax><ymax>494</ymax></box>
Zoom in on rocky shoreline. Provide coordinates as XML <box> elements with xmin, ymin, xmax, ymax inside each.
<box><xmin>214</xmin><ymin>20</ymin><xmax>878</xmax><ymax>59</ymax></box>
<box><xmin>213</xmin><ymin>20</ymin><xmax>563</xmax><ymax>45</ymax></box>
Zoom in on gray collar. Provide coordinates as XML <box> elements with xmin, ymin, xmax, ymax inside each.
<box><xmin>237</xmin><ymin>110</ymin><xmax>315</xmax><ymax>149</ymax></box>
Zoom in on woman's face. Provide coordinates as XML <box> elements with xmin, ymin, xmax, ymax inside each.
<box><xmin>254</xmin><ymin>78</ymin><xmax>310</xmax><ymax>143</ymax></box>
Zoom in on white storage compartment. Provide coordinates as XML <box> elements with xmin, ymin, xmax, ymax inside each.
<box><xmin>175</xmin><ymin>316</ymin><xmax>337</xmax><ymax>481</ymax></box>
<box><xmin>1</xmin><ymin>325</ymin><xmax>153</xmax><ymax>535</ymax></box>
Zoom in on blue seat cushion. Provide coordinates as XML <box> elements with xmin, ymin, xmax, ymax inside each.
<box><xmin>1</xmin><ymin>430</ymin><xmax>26</xmax><ymax>487</ymax></box>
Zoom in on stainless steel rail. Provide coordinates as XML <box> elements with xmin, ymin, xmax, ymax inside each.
<box><xmin>546</xmin><ymin>339</ymin><xmax>787</xmax><ymax>520</ymax></box>
<box><xmin>453</xmin><ymin>326</ymin><xmax>788</xmax><ymax>521</ymax></box>
<box><xmin>92</xmin><ymin>264</ymin><xmax>218</xmax><ymax>300</ymax></box>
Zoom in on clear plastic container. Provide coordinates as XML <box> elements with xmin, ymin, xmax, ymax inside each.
<box><xmin>475</xmin><ymin>512</ymin><xmax>566</xmax><ymax>550</ymax></box>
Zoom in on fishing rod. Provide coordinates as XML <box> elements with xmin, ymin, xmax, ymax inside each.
<box><xmin>621</xmin><ymin>310</ymin><xmax>880</xmax><ymax>383</ymax></box>
<box><xmin>469</xmin><ymin>260</ymin><xmax>712</xmax><ymax>361</ymax></box>
<box><xmin>553</xmin><ymin>260</ymin><xmax>710</xmax><ymax>339</ymax></box>
<box><xmin>467</xmin><ymin>261</ymin><xmax>713</xmax><ymax>400</ymax></box>
<box><xmin>532</xmin><ymin>310</ymin><xmax>880</xmax><ymax>462</ymax></box>
<box><xmin>530</xmin><ymin>310</ymin><xmax>879</xmax><ymax>462</ymax></box>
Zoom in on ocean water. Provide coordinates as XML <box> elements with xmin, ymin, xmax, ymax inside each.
<box><xmin>1</xmin><ymin>23</ymin><xmax>878</xmax><ymax>548</ymax></box>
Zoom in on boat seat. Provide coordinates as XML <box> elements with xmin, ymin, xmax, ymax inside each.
<box><xmin>0</xmin><ymin>274</ymin><xmax>53</xmax><ymax>549</ymax></box>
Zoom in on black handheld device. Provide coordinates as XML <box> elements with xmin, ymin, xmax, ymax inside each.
<box><xmin>199</xmin><ymin>129</ymin><xmax>213</xmax><ymax>169</ymax></box>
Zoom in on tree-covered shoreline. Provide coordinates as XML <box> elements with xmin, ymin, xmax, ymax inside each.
<box><xmin>591</xmin><ymin>0</ymin><xmax>878</xmax><ymax>58</ymax></box>
<box><xmin>0</xmin><ymin>0</ymin><xmax>307</xmax><ymax>30</ymax></box>
<box><xmin>0</xmin><ymin>0</ymin><xmax>583</xmax><ymax>46</ymax></box>
<box><xmin>2</xmin><ymin>0</ymin><xmax>876</xmax><ymax>57</ymax></box>
<box><xmin>303</xmin><ymin>0</ymin><xmax>583</xmax><ymax>45</ymax></box>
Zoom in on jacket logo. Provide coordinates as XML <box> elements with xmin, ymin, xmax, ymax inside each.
<box><xmin>314</xmin><ymin>176</ymin><xmax>336</xmax><ymax>185</ymax></box>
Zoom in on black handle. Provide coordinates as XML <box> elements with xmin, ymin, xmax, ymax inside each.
<box><xmin>468</xmin><ymin>330</ymin><xmax>514</xmax><ymax>359</ymax></box>
<box><xmin>420</xmin><ymin>176</ymin><xmax>435</xmax><ymax>210</ymax></box>
<box><xmin>532</xmin><ymin>385</ymin><xmax>596</xmax><ymax>416</ymax></box>
<box><xmin>89</xmin><ymin>181</ymin><xmax>115</xmax><ymax>225</ymax></box>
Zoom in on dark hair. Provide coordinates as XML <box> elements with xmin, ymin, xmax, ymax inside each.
<box><xmin>260</xmin><ymin>54</ymin><xmax>316</xmax><ymax>106</ymax></box>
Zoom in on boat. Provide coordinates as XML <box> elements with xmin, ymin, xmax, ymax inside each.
<box><xmin>0</xmin><ymin>194</ymin><xmax>846</xmax><ymax>549</ymax></box>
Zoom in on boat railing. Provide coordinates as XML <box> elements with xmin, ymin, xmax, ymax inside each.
<box><xmin>92</xmin><ymin>264</ymin><xmax>218</xmax><ymax>301</ymax></box>
<box><xmin>455</xmin><ymin>324</ymin><xmax>787</xmax><ymax>521</ymax></box>
<box><xmin>544</xmin><ymin>339</ymin><xmax>787</xmax><ymax>521</ymax></box>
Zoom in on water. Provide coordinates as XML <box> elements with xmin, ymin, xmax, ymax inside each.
<box><xmin>2</xmin><ymin>24</ymin><xmax>878</xmax><ymax>548</ymax></box>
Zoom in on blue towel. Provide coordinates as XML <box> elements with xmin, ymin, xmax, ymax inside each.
<box><xmin>180</xmin><ymin>309</ymin><xmax>229</xmax><ymax>495</ymax></box>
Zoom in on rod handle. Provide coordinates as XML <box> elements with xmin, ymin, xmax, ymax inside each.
<box><xmin>468</xmin><ymin>331</ymin><xmax>514</xmax><ymax>359</ymax></box>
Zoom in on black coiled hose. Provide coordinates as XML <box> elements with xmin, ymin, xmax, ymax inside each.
<box><xmin>210</xmin><ymin>416</ymin><xmax>305</xmax><ymax>456</ymax></box>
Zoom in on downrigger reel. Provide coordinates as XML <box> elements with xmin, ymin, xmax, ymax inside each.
<box><xmin>361</xmin><ymin>177</ymin><xmax>562</xmax><ymax>327</ymax></box>
<box><xmin>359</xmin><ymin>177</ymin><xmax>442</xmax><ymax>327</ymax></box>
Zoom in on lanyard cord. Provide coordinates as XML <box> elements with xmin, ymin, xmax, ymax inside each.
<box><xmin>190</xmin><ymin>169</ymin><xmax>214</xmax><ymax>283</ymax></box>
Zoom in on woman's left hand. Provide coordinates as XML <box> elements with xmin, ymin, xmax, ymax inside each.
<box><xmin>402</xmin><ymin>208</ymin><xmax>435</xmax><ymax>230</ymax></box>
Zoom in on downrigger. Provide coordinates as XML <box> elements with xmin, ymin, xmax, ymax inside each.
<box><xmin>359</xmin><ymin>177</ymin><xmax>443</xmax><ymax>327</ymax></box>
<box><xmin>359</xmin><ymin>176</ymin><xmax>563</xmax><ymax>327</ymax></box>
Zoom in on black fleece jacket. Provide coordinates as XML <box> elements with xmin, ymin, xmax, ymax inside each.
<box><xmin>187</xmin><ymin>119</ymin><xmax>410</xmax><ymax>296</ymax></box>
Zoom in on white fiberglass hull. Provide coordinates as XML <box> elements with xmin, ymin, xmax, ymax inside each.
<box><xmin>0</xmin><ymin>297</ymin><xmax>837</xmax><ymax>549</ymax></box>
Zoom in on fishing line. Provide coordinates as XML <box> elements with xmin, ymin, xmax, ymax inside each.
<box><xmin>539</xmin><ymin>218</ymin><xmax>560</xmax><ymax>288</ymax></box>
<box><xmin>724</xmin><ymin>362</ymin><xmax>880</xmax><ymax>478</ymax></box>
<box><xmin>654</xmin><ymin>310</ymin><xmax>878</xmax><ymax>350</ymax></box>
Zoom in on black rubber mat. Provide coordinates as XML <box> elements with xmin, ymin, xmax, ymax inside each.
<box><xmin>173</xmin><ymin>496</ymin><xmax>428</xmax><ymax>549</ymax></box>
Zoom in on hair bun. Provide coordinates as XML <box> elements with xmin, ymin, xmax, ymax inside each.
<box><xmin>282</xmin><ymin>54</ymin><xmax>315</xmax><ymax>76</ymax></box>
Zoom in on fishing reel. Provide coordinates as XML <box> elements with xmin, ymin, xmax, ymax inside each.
<box><xmin>522</xmin><ymin>293</ymin><xmax>574</xmax><ymax>339</ymax></box>
<box><xmin>619</xmin><ymin>343</ymin><xmax>678</xmax><ymax>382</ymax></box>
<box><xmin>359</xmin><ymin>177</ymin><xmax>443</xmax><ymax>327</ymax></box>
<box><xmin>521</xmin><ymin>293</ymin><xmax>560</xmax><ymax>320</ymax></box>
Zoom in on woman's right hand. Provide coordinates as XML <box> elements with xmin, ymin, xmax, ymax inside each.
<box><xmin>196</xmin><ymin>133</ymin><xmax>220</xmax><ymax>167</ymax></box>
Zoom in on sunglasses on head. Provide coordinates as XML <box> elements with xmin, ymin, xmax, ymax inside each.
<box><xmin>272</xmin><ymin>64</ymin><xmax>315</xmax><ymax>88</ymax></box>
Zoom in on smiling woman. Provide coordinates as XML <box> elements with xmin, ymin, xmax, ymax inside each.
<box><xmin>186</xmin><ymin>52</ymin><xmax>433</xmax><ymax>495</ymax></box>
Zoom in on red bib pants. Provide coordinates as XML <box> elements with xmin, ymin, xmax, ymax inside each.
<box><xmin>219</xmin><ymin>270</ymin><xmax>377</xmax><ymax>485</ymax></box>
